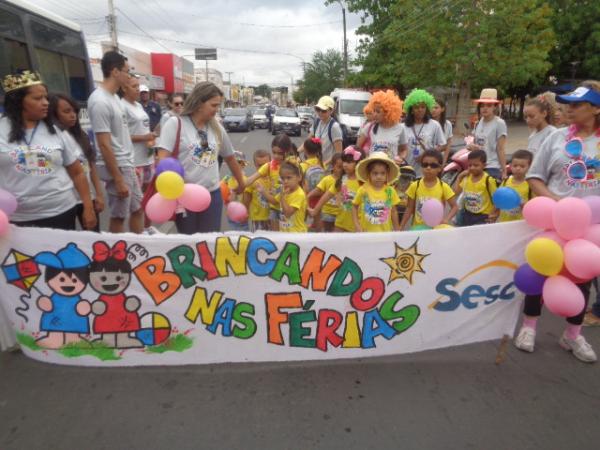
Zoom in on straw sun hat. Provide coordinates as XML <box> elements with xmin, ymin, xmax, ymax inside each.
<box><xmin>356</xmin><ymin>151</ymin><xmax>400</xmax><ymax>184</ymax></box>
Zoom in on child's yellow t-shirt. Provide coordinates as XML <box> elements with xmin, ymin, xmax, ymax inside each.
<box><xmin>498</xmin><ymin>176</ymin><xmax>529</xmax><ymax>222</ymax></box>
<box><xmin>460</xmin><ymin>173</ymin><xmax>497</xmax><ymax>215</ymax></box>
<box><xmin>316</xmin><ymin>175</ymin><xmax>341</xmax><ymax>216</ymax></box>
<box><xmin>258</xmin><ymin>161</ymin><xmax>282</xmax><ymax>211</ymax></box>
<box><xmin>276</xmin><ymin>187</ymin><xmax>307</xmax><ymax>232</ymax></box>
<box><xmin>222</xmin><ymin>174</ymin><xmax>247</xmax><ymax>203</ymax></box>
<box><xmin>406</xmin><ymin>178</ymin><xmax>455</xmax><ymax>226</ymax></box>
<box><xmin>352</xmin><ymin>183</ymin><xmax>400</xmax><ymax>232</ymax></box>
<box><xmin>301</xmin><ymin>157</ymin><xmax>321</xmax><ymax>174</ymax></box>
<box><xmin>330</xmin><ymin>176</ymin><xmax>360</xmax><ymax>231</ymax></box>
<box><xmin>245</xmin><ymin>177</ymin><xmax>271</xmax><ymax>222</ymax></box>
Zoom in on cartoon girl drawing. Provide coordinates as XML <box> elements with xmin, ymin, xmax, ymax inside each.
<box><xmin>89</xmin><ymin>240</ymin><xmax>143</xmax><ymax>348</ymax></box>
<box><xmin>34</xmin><ymin>243</ymin><xmax>92</xmax><ymax>349</ymax></box>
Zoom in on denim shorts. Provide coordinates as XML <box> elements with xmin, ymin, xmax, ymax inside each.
<box><xmin>97</xmin><ymin>165</ymin><xmax>142</xmax><ymax>218</ymax></box>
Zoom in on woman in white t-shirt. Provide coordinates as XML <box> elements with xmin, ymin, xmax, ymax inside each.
<box><xmin>468</xmin><ymin>88</ymin><xmax>507</xmax><ymax>181</ymax></box>
<box><xmin>0</xmin><ymin>71</ymin><xmax>96</xmax><ymax>230</ymax></box>
<box><xmin>121</xmin><ymin>76</ymin><xmax>156</xmax><ymax>192</ymax></box>
<box><xmin>357</xmin><ymin>90</ymin><xmax>407</xmax><ymax>162</ymax></box>
<box><xmin>49</xmin><ymin>93</ymin><xmax>104</xmax><ymax>231</ymax></box>
<box><xmin>524</xmin><ymin>92</ymin><xmax>557</xmax><ymax>154</ymax></box>
<box><xmin>158</xmin><ymin>82</ymin><xmax>245</xmax><ymax>234</ymax></box>
<box><xmin>158</xmin><ymin>94</ymin><xmax>184</xmax><ymax>133</ymax></box>
<box><xmin>431</xmin><ymin>97</ymin><xmax>453</xmax><ymax>164</ymax></box>
<box><xmin>403</xmin><ymin>89</ymin><xmax>446</xmax><ymax>176</ymax></box>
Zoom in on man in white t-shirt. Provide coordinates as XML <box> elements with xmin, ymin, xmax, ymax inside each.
<box><xmin>88</xmin><ymin>51</ymin><xmax>143</xmax><ymax>233</ymax></box>
<box><xmin>309</xmin><ymin>96</ymin><xmax>343</xmax><ymax>166</ymax></box>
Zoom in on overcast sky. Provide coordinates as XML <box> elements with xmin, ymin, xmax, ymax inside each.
<box><xmin>32</xmin><ymin>0</ymin><xmax>364</xmax><ymax>87</ymax></box>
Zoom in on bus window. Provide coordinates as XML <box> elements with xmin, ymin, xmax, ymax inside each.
<box><xmin>30</xmin><ymin>19</ymin><xmax>85</xmax><ymax>59</ymax></box>
<box><xmin>34</xmin><ymin>47</ymin><xmax>68</xmax><ymax>95</ymax></box>
<box><xmin>64</xmin><ymin>55</ymin><xmax>87</xmax><ymax>102</ymax></box>
<box><xmin>0</xmin><ymin>39</ymin><xmax>31</xmax><ymax>96</ymax></box>
<box><xmin>0</xmin><ymin>8</ymin><xmax>26</xmax><ymax>40</ymax></box>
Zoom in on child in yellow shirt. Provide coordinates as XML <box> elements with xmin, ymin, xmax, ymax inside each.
<box><xmin>307</xmin><ymin>153</ymin><xmax>343</xmax><ymax>231</ymax></box>
<box><xmin>497</xmin><ymin>149</ymin><xmax>533</xmax><ymax>222</ymax></box>
<box><xmin>243</xmin><ymin>149</ymin><xmax>272</xmax><ymax>231</ymax></box>
<box><xmin>221</xmin><ymin>151</ymin><xmax>249</xmax><ymax>231</ymax></box>
<box><xmin>400</xmin><ymin>150</ymin><xmax>458</xmax><ymax>229</ymax></box>
<box><xmin>454</xmin><ymin>150</ymin><xmax>498</xmax><ymax>226</ymax></box>
<box><xmin>352</xmin><ymin>152</ymin><xmax>401</xmax><ymax>232</ymax></box>
<box><xmin>258</xmin><ymin>161</ymin><xmax>307</xmax><ymax>232</ymax></box>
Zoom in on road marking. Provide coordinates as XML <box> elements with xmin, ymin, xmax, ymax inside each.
<box><xmin>240</xmin><ymin>136</ymin><xmax>248</xmax><ymax>143</ymax></box>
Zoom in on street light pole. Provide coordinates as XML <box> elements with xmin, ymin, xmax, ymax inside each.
<box><xmin>334</xmin><ymin>1</ymin><xmax>348</xmax><ymax>87</ymax></box>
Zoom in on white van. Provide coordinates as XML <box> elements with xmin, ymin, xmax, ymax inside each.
<box><xmin>330</xmin><ymin>88</ymin><xmax>372</xmax><ymax>145</ymax></box>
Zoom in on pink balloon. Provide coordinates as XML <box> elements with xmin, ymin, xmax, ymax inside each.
<box><xmin>552</xmin><ymin>197</ymin><xmax>591</xmax><ymax>240</ymax></box>
<box><xmin>0</xmin><ymin>189</ymin><xmax>17</xmax><ymax>216</ymax></box>
<box><xmin>563</xmin><ymin>239</ymin><xmax>600</xmax><ymax>279</ymax></box>
<box><xmin>583</xmin><ymin>195</ymin><xmax>600</xmax><ymax>224</ymax></box>
<box><xmin>0</xmin><ymin>210</ymin><xmax>9</xmax><ymax>237</ymax></box>
<box><xmin>421</xmin><ymin>199</ymin><xmax>444</xmax><ymax>227</ymax></box>
<box><xmin>536</xmin><ymin>231</ymin><xmax>566</xmax><ymax>247</ymax></box>
<box><xmin>542</xmin><ymin>275</ymin><xmax>585</xmax><ymax>318</ymax></box>
<box><xmin>145</xmin><ymin>193</ymin><xmax>177</xmax><ymax>223</ymax></box>
<box><xmin>583</xmin><ymin>224</ymin><xmax>600</xmax><ymax>247</ymax></box>
<box><xmin>179</xmin><ymin>184</ymin><xmax>212</xmax><ymax>212</ymax></box>
<box><xmin>523</xmin><ymin>197</ymin><xmax>556</xmax><ymax>230</ymax></box>
<box><xmin>226</xmin><ymin>201</ymin><xmax>248</xmax><ymax>223</ymax></box>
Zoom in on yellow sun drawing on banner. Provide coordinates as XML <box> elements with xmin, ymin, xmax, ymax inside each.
<box><xmin>380</xmin><ymin>240</ymin><xmax>429</xmax><ymax>285</ymax></box>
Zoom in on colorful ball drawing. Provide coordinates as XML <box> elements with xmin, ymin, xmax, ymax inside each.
<box><xmin>135</xmin><ymin>312</ymin><xmax>171</xmax><ymax>346</ymax></box>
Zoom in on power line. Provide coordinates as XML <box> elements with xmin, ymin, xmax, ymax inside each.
<box><xmin>186</xmin><ymin>14</ymin><xmax>342</xmax><ymax>29</ymax></box>
<box><xmin>115</xmin><ymin>8</ymin><xmax>173</xmax><ymax>53</ymax></box>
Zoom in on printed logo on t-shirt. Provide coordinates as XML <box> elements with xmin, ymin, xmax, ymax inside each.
<box><xmin>363</xmin><ymin>198</ymin><xmax>390</xmax><ymax>224</ymax></box>
<box><xmin>562</xmin><ymin>151</ymin><xmax>600</xmax><ymax>190</ymax></box>
<box><xmin>464</xmin><ymin>191</ymin><xmax>484</xmax><ymax>213</ymax></box>
<box><xmin>372</xmin><ymin>142</ymin><xmax>395</xmax><ymax>158</ymax></box>
<box><xmin>189</xmin><ymin>142</ymin><xmax>217</xmax><ymax>168</ymax></box>
<box><xmin>278</xmin><ymin>211</ymin><xmax>294</xmax><ymax>230</ymax></box>
<box><xmin>475</xmin><ymin>135</ymin><xmax>487</xmax><ymax>148</ymax></box>
<box><xmin>10</xmin><ymin>145</ymin><xmax>57</xmax><ymax>176</ymax></box>
<box><xmin>340</xmin><ymin>184</ymin><xmax>356</xmax><ymax>211</ymax></box>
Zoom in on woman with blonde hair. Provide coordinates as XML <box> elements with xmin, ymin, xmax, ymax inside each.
<box><xmin>356</xmin><ymin>90</ymin><xmax>408</xmax><ymax>163</ymax></box>
<box><xmin>157</xmin><ymin>82</ymin><xmax>245</xmax><ymax>233</ymax></box>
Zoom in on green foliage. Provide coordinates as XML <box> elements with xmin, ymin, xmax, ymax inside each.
<box><xmin>253</xmin><ymin>84</ymin><xmax>272</xmax><ymax>99</ymax></box>
<box><xmin>145</xmin><ymin>334</ymin><xmax>194</xmax><ymax>354</ymax></box>
<box><xmin>546</xmin><ymin>0</ymin><xmax>600</xmax><ymax>80</ymax></box>
<box><xmin>16</xmin><ymin>332</ymin><xmax>121</xmax><ymax>361</ymax></box>
<box><xmin>294</xmin><ymin>49</ymin><xmax>344</xmax><ymax>103</ymax></box>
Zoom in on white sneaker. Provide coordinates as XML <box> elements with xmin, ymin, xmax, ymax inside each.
<box><xmin>143</xmin><ymin>226</ymin><xmax>161</xmax><ymax>235</ymax></box>
<box><xmin>559</xmin><ymin>332</ymin><xmax>597</xmax><ymax>363</ymax></box>
<box><xmin>514</xmin><ymin>326</ymin><xmax>536</xmax><ymax>352</ymax></box>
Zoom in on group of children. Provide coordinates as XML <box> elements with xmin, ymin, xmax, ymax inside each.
<box><xmin>221</xmin><ymin>134</ymin><xmax>535</xmax><ymax>233</ymax></box>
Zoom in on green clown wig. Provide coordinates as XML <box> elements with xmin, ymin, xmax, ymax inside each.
<box><xmin>403</xmin><ymin>89</ymin><xmax>435</xmax><ymax>113</ymax></box>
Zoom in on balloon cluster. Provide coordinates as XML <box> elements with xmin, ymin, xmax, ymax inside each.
<box><xmin>219</xmin><ymin>179</ymin><xmax>248</xmax><ymax>223</ymax></box>
<box><xmin>145</xmin><ymin>158</ymin><xmax>211</xmax><ymax>223</ymax></box>
<box><xmin>411</xmin><ymin>199</ymin><xmax>453</xmax><ymax>230</ymax></box>
<box><xmin>0</xmin><ymin>189</ymin><xmax>17</xmax><ymax>237</ymax></box>
<box><xmin>515</xmin><ymin>196</ymin><xmax>600</xmax><ymax>317</ymax></box>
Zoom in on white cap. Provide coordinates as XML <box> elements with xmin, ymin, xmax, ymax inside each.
<box><xmin>139</xmin><ymin>84</ymin><xmax>150</xmax><ymax>93</ymax></box>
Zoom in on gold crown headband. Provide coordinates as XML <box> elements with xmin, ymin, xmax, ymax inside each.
<box><xmin>2</xmin><ymin>71</ymin><xmax>43</xmax><ymax>93</ymax></box>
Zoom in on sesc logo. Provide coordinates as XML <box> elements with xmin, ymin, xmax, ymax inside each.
<box><xmin>430</xmin><ymin>260</ymin><xmax>518</xmax><ymax>312</ymax></box>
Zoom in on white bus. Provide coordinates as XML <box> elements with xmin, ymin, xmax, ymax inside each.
<box><xmin>0</xmin><ymin>0</ymin><xmax>94</xmax><ymax>111</ymax></box>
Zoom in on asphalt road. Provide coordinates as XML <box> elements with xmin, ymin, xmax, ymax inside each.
<box><xmin>2</xmin><ymin>128</ymin><xmax>600</xmax><ymax>449</ymax></box>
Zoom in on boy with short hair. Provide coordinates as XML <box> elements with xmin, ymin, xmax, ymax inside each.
<box><xmin>243</xmin><ymin>149</ymin><xmax>272</xmax><ymax>231</ymax></box>
<box><xmin>454</xmin><ymin>150</ymin><xmax>497</xmax><ymax>226</ymax></box>
<box><xmin>497</xmin><ymin>149</ymin><xmax>533</xmax><ymax>222</ymax></box>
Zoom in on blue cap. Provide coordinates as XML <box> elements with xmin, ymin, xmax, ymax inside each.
<box><xmin>35</xmin><ymin>243</ymin><xmax>91</xmax><ymax>269</ymax></box>
<box><xmin>556</xmin><ymin>87</ymin><xmax>600</xmax><ymax>106</ymax></box>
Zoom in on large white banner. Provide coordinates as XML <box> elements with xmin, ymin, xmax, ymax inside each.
<box><xmin>0</xmin><ymin>222</ymin><xmax>536</xmax><ymax>366</ymax></box>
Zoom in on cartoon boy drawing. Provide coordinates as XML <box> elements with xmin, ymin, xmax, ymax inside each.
<box><xmin>89</xmin><ymin>240</ymin><xmax>143</xmax><ymax>348</ymax></box>
<box><xmin>34</xmin><ymin>243</ymin><xmax>92</xmax><ymax>349</ymax></box>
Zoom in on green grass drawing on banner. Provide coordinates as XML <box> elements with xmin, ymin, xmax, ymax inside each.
<box><xmin>145</xmin><ymin>334</ymin><xmax>194</xmax><ymax>354</ymax></box>
<box><xmin>16</xmin><ymin>333</ymin><xmax>121</xmax><ymax>361</ymax></box>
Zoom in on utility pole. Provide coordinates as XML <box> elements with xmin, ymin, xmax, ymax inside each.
<box><xmin>107</xmin><ymin>0</ymin><xmax>118</xmax><ymax>50</ymax></box>
<box><xmin>342</xmin><ymin>4</ymin><xmax>348</xmax><ymax>87</ymax></box>
<box><xmin>205</xmin><ymin>60</ymin><xmax>209</xmax><ymax>82</ymax></box>
<box><xmin>225</xmin><ymin>72</ymin><xmax>233</xmax><ymax>86</ymax></box>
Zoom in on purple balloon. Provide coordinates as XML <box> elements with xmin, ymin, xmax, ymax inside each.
<box><xmin>514</xmin><ymin>263</ymin><xmax>547</xmax><ymax>295</ymax></box>
<box><xmin>0</xmin><ymin>189</ymin><xmax>17</xmax><ymax>216</ymax></box>
<box><xmin>156</xmin><ymin>157</ymin><xmax>185</xmax><ymax>177</ymax></box>
<box><xmin>583</xmin><ymin>195</ymin><xmax>600</xmax><ymax>224</ymax></box>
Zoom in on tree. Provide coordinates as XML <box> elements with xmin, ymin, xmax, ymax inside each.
<box><xmin>546</xmin><ymin>0</ymin><xmax>600</xmax><ymax>81</ymax></box>
<box><xmin>293</xmin><ymin>49</ymin><xmax>344</xmax><ymax>103</ymax></box>
<box><xmin>253</xmin><ymin>84</ymin><xmax>272</xmax><ymax>99</ymax></box>
<box><xmin>345</xmin><ymin>0</ymin><xmax>555</xmax><ymax>125</ymax></box>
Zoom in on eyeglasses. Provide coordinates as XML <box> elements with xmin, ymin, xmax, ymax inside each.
<box><xmin>315</xmin><ymin>108</ymin><xmax>327</xmax><ymax>113</ymax></box>
<box><xmin>422</xmin><ymin>162</ymin><xmax>441</xmax><ymax>169</ymax></box>
<box><xmin>173</xmin><ymin>102</ymin><xmax>184</xmax><ymax>106</ymax></box>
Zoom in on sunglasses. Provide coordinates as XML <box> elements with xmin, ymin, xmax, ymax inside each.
<box><xmin>174</xmin><ymin>102</ymin><xmax>184</xmax><ymax>106</ymax></box>
<box><xmin>315</xmin><ymin>108</ymin><xmax>327</xmax><ymax>113</ymax></box>
<box><xmin>422</xmin><ymin>162</ymin><xmax>441</xmax><ymax>169</ymax></box>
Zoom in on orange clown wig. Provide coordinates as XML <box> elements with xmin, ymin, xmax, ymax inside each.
<box><xmin>366</xmin><ymin>90</ymin><xmax>403</xmax><ymax>126</ymax></box>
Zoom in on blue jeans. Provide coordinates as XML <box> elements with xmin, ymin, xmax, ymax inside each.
<box><xmin>175</xmin><ymin>187</ymin><xmax>223</xmax><ymax>234</ymax></box>
<box><xmin>592</xmin><ymin>278</ymin><xmax>600</xmax><ymax>317</ymax></box>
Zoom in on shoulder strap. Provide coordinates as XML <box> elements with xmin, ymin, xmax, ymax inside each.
<box><xmin>172</xmin><ymin>116</ymin><xmax>182</xmax><ymax>158</ymax></box>
<box><xmin>484</xmin><ymin>173</ymin><xmax>492</xmax><ymax>198</ymax></box>
<box><xmin>327</xmin><ymin>119</ymin><xmax>335</xmax><ymax>143</ymax></box>
<box><xmin>313</xmin><ymin>118</ymin><xmax>321</xmax><ymax>136</ymax></box>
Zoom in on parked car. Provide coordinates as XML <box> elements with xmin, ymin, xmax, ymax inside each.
<box><xmin>252</xmin><ymin>108</ymin><xmax>269</xmax><ymax>129</ymax></box>
<box><xmin>296</xmin><ymin>106</ymin><xmax>314</xmax><ymax>132</ymax></box>
<box><xmin>272</xmin><ymin>108</ymin><xmax>301</xmax><ymax>136</ymax></box>
<box><xmin>330</xmin><ymin>88</ymin><xmax>372</xmax><ymax>146</ymax></box>
<box><xmin>223</xmin><ymin>108</ymin><xmax>254</xmax><ymax>132</ymax></box>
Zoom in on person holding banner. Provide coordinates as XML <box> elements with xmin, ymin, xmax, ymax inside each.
<box><xmin>157</xmin><ymin>82</ymin><xmax>245</xmax><ymax>233</ymax></box>
<box><xmin>519</xmin><ymin>81</ymin><xmax>600</xmax><ymax>363</ymax></box>
<box><xmin>0</xmin><ymin>71</ymin><xmax>96</xmax><ymax>231</ymax></box>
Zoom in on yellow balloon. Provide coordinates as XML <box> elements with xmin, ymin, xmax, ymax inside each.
<box><xmin>434</xmin><ymin>224</ymin><xmax>453</xmax><ymax>229</ymax></box>
<box><xmin>156</xmin><ymin>171</ymin><xmax>184</xmax><ymax>200</ymax></box>
<box><xmin>525</xmin><ymin>238</ymin><xmax>564</xmax><ymax>276</ymax></box>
